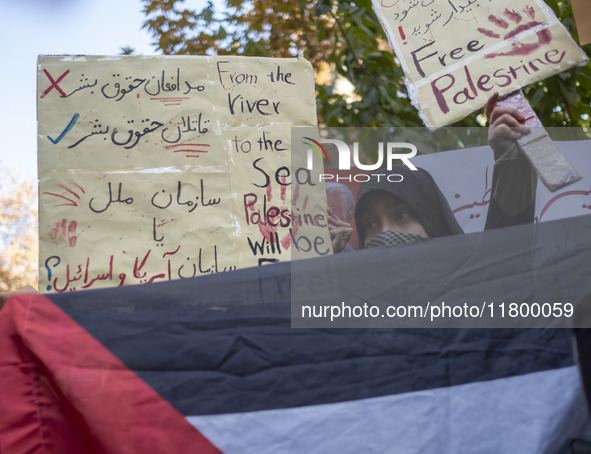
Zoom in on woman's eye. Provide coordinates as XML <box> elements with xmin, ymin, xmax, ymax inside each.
<box><xmin>364</xmin><ymin>220</ymin><xmax>377</xmax><ymax>230</ymax></box>
<box><xmin>395</xmin><ymin>210</ymin><xmax>411</xmax><ymax>220</ymax></box>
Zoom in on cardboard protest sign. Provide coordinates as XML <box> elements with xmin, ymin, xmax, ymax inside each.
<box><xmin>373</xmin><ymin>0</ymin><xmax>589</xmax><ymax>128</ymax></box>
<box><xmin>37</xmin><ymin>55</ymin><xmax>330</xmax><ymax>293</ymax></box>
<box><xmin>572</xmin><ymin>0</ymin><xmax>591</xmax><ymax>45</ymax></box>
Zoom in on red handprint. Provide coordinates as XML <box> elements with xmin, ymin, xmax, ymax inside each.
<box><xmin>478</xmin><ymin>6</ymin><xmax>551</xmax><ymax>58</ymax></box>
<box><xmin>50</xmin><ymin>219</ymin><xmax>78</xmax><ymax>247</ymax></box>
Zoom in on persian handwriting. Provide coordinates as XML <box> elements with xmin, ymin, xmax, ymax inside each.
<box><xmin>161</xmin><ymin>114</ymin><xmax>209</xmax><ymax>144</ymax></box>
<box><xmin>452</xmin><ymin>167</ymin><xmax>492</xmax><ymax>214</ymax></box>
<box><xmin>539</xmin><ymin>189</ymin><xmax>591</xmax><ymax>221</ymax></box>
<box><xmin>68</xmin><ymin>120</ymin><xmax>109</xmax><ymax>148</ymax></box>
<box><xmin>38</xmin><ymin>55</ymin><xmax>323</xmax><ymax>295</ymax></box>
<box><xmin>46</xmin><ymin>245</ymin><xmax>237</xmax><ymax>292</ymax></box>
<box><xmin>62</xmin><ymin>75</ymin><xmax>98</xmax><ymax>98</ymax></box>
<box><xmin>101</xmin><ymin>77</ymin><xmax>146</xmax><ymax>101</ymax></box>
<box><xmin>51</xmin><ymin>255</ymin><xmax>127</xmax><ymax>292</ymax></box>
<box><xmin>150</xmin><ymin>180</ymin><xmax>221</xmax><ymax>212</ymax></box>
<box><xmin>66</xmin><ymin>115</ymin><xmax>210</xmax><ymax>150</ymax></box>
<box><xmin>386</xmin><ymin>0</ymin><xmax>493</xmax><ymax>31</ymax></box>
<box><xmin>178</xmin><ymin>246</ymin><xmax>236</xmax><ymax>278</ymax></box>
<box><xmin>110</xmin><ymin>120</ymin><xmax>163</xmax><ymax>149</ymax></box>
<box><xmin>52</xmin><ymin>68</ymin><xmax>207</xmax><ymax>102</ymax></box>
<box><xmin>89</xmin><ymin>182</ymin><xmax>134</xmax><ymax>214</ymax></box>
<box><xmin>98</xmin><ymin>68</ymin><xmax>206</xmax><ymax>101</ymax></box>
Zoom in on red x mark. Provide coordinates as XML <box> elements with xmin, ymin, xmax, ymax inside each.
<box><xmin>41</xmin><ymin>69</ymin><xmax>70</xmax><ymax>99</ymax></box>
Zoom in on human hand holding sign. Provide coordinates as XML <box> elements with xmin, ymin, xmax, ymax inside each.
<box><xmin>486</xmin><ymin>92</ymin><xmax>531</xmax><ymax>142</ymax></box>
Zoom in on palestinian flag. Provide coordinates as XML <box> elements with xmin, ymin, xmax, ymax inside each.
<box><xmin>1</xmin><ymin>215</ymin><xmax>591</xmax><ymax>453</ymax></box>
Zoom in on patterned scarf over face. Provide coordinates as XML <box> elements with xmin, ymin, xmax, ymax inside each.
<box><xmin>364</xmin><ymin>230</ymin><xmax>428</xmax><ymax>249</ymax></box>
<box><xmin>355</xmin><ymin>167</ymin><xmax>463</xmax><ymax>249</ymax></box>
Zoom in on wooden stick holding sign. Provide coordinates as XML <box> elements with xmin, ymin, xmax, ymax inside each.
<box><xmin>496</xmin><ymin>90</ymin><xmax>581</xmax><ymax>191</ymax></box>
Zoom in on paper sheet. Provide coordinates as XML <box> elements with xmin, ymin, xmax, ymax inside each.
<box><xmin>572</xmin><ymin>0</ymin><xmax>591</xmax><ymax>46</ymax></box>
<box><xmin>373</xmin><ymin>0</ymin><xmax>589</xmax><ymax>128</ymax></box>
<box><xmin>37</xmin><ymin>55</ymin><xmax>331</xmax><ymax>292</ymax></box>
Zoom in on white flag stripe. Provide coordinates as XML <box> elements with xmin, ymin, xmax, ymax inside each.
<box><xmin>187</xmin><ymin>366</ymin><xmax>589</xmax><ymax>454</ymax></box>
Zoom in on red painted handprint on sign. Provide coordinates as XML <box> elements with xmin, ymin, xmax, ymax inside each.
<box><xmin>478</xmin><ymin>6</ymin><xmax>551</xmax><ymax>57</ymax></box>
<box><xmin>50</xmin><ymin>219</ymin><xmax>78</xmax><ymax>247</ymax></box>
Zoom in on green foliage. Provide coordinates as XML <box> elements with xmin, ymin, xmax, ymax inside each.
<box><xmin>139</xmin><ymin>0</ymin><xmax>591</xmax><ymax>130</ymax></box>
<box><xmin>313</xmin><ymin>0</ymin><xmax>422</xmax><ymax>127</ymax></box>
<box><xmin>524</xmin><ymin>0</ymin><xmax>591</xmax><ymax>127</ymax></box>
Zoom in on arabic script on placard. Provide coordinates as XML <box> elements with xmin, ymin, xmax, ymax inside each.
<box><xmin>38</xmin><ymin>56</ymin><xmax>330</xmax><ymax>292</ymax></box>
<box><xmin>373</xmin><ymin>0</ymin><xmax>588</xmax><ymax>127</ymax></box>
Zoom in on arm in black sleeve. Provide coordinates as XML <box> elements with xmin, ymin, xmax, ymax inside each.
<box><xmin>484</xmin><ymin>137</ymin><xmax>537</xmax><ymax>230</ymax></box>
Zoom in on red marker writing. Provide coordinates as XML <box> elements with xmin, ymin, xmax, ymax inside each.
<box><xmin>398</xmin><ymin>26</ymin><xmax>407</xmax><ymax>45</ymax></box>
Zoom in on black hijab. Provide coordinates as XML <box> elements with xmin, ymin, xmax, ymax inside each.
<box><xmin>355</xmin><ymin>167</ymin><xmax>463</xmax><ymax>248</ymax></box>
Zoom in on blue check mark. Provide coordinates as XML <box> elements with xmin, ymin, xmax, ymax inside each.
<box><xmin>47</xmin><ymin>113</ymin><xmax>80</xmax><ymax>144</ymax></box>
